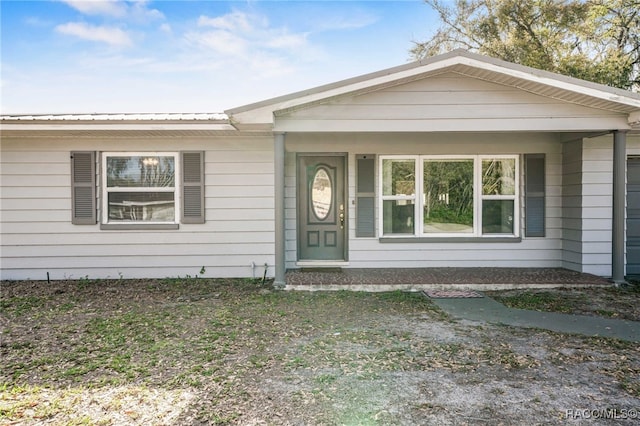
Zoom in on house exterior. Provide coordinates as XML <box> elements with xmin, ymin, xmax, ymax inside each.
<box><xmin>2</xmin><ymin>49</ymin><xmax>640</xmax><ymax>286</ymax></box>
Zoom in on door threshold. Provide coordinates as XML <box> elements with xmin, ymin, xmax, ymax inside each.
<box><xmin>296</xmin><ymin>261</ymin><xmax>350</xmax><ymax>268</ymax></box>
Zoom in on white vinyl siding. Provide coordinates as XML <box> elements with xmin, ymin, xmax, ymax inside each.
<box><xmin>275</xmin><ymin>73</ymin><xmax>630</xmax><ymax>133</ymax></box>
<box><xmin>574</xmin><ymin>136</ymin><xmax>613</xmax><ymax>277</ymax></box>
<box><xmin>0</xmin><ymin>135</ymin><xmax>275</xmax><ymax>280</ymax></box>
<box><xmin>561</xmin><ymin>139</ymin><xmax>584</xmax><ymax>272</ymax></box>
<box><xmin>561</xmin><ymin>135</ymin><xmax>622</xmax><ymax>277</ymax></box>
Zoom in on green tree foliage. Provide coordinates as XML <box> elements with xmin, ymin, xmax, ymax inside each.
<box><xmin>412</xmin><ymin>0</ymin><xmax>640</xmax><ymax>91</ymax></box>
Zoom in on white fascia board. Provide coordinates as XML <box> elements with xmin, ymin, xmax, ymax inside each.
<box><xmin>0</xmin><ymin>123</ymin><xmax>236</xmax><ymax>131</ymax></box>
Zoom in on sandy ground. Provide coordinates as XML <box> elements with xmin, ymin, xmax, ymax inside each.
<box><xmin>1</xmin><ymin>279</ymin><xmax>639</xmax><ymax>425</ymax></box>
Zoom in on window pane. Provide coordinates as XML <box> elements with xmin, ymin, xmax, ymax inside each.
<box><xmin>383</xmin><ymin>200</ymin><xmax>414</xmax><ymax>234</ymax></box>
<box><xmin>311</xmin><ymin>168</ymin><xmax>332</xmax><ymax>220</ymax></box>
<box><xmin>107</xmin><ymin>156</ymin><xmax>175</xmax><ymax>187</ymax></box>
<box><xmin>482</xmin><ymin>200</ymin><xmax>514</xmax><ymax>234</ymax></box>
<box><xmin>482</xmin><ymin>159</ymin><xmax>515</xmax><ymax>195</ymax></box>
<box><xmin>382</xmin><ymin>159</ymin><xmax>415</xmax><ymax>196</ymax></box>
<box><xmin>423</xmin><ymin>159</ymin><xmax>474</xmax><ymax>233</ymax></box>
<box><xmin>108</xmin><ymin>192</ymin><xmax>175</xmax><ymax>222</ymax></box>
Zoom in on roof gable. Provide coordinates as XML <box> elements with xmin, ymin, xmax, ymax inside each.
<box><xmin>273</xmin><ymin>71</ymin><xmax>633</xmax><ymax>132</ymax></box>
<box><xmin>226</xmin><ymin>49</ymin><xmax>640</xmax><ymax>131</ymax></box>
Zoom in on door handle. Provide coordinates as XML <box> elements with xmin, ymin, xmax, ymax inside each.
<box><xmin>339</xmin><ymin>204</ymin><xmax>344</xmax><ymax>229</ymax></box>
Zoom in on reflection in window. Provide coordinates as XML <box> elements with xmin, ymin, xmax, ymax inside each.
<box><xmin>423</xmin><ymin>159</ymin><xmax>474</xmax><ymax>234</ymax></box>
<box><xmin>380</xmin><ymin>155</ymin><xmax>518</xmax><ymax>237</ymax></box>
<box><xmin>104</xmin><ymin>154</ymin><xmax>177</xmax><ymax>223</ymax></box>
<box><xmin>311</xmin><ymin>168</ymin><xmax>332</xmax><ymax>220</ymax></box>
<box><xmin>482</xmin><ymin>200</ymin><xmax>514</xmax><ymax>234</ymax></box>
<box><xmin>383</xmin><ymin>199</ymin><xmax>415</xmax><ymax>234</ymax></box>
<box><xmin>482</xmin><ymin>159</ymin><xmax>515</xmax><ymax>195</ymax></box>
<box><xmin>482</xmin><ymin>158</ymin><xmax>516</xmax><ymax>234</ymax></box>
<box><xmin>381</xmin><ymin>159</ymin><xmax>416</xmax><ymax>235</ymax></box>
<box><xmin>382</xmin><ymin>159</ymin><xmax>415</xmax><ymax>196</ymax></box>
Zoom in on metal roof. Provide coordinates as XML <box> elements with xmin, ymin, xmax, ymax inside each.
<box><xmin>0</xmin><ymin>112</ymin><xmax>228</xmax><ymax>121</ymax></box>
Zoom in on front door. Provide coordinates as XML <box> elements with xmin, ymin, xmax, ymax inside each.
<box><xmin>298</xmin><ymin>155</ymin><xmax>347</xmax><ymax>261</ymax></box>
<box><xmin>627</xmin><ymin>157</ymin><xmax>640</xmax><ymax>275</ymax></box>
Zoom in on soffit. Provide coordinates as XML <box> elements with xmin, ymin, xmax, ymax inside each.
<box><xmin>451</xmin><ymin>64</ymin><xmax>639</xmax><ymax>114</ymax></box>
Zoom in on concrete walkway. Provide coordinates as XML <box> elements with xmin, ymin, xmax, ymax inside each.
<box><xmin>430</xmin><ymin>295</ymin><xmax>640</xmax><ymax>342</ymax></box>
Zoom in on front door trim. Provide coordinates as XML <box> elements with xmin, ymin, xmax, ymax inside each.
<box><xmin>297</xmin><ymin>152</ymin><xmax>348</xmax><ymax>262</ymax></box>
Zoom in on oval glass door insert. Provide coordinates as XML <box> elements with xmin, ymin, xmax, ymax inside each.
<box><xmin>312</xmin><ymin>168</ymin><xmax>332</xmax><ymax>220</ymax></box>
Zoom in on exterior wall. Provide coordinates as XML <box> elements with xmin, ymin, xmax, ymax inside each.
<box><xmin>581</xmin><ymin>136</ymin><xmax>614</xmax><ymax>276</ymax></box>
<box><xmin>623</xmin><ymin>133</ymin><xmax>640</xmax><ymax>276</ymax></box>
<box><xmin>562</xmin><ymin>135</ymin><xmax>615</xmax><ymax>277</ymax></box>
<box><xmin>0</xmin><ymin>134</ymin><xmax>275</xmax><ymax>280</ymax></box>
<box><xmin>549</xmin><ymin>133</ymin><xmax>640</xmax><ymax>278</ymax></box>
<box><xmin>562</xmin><ymin>139</ymin><xmax>584</xmax><ymax>272</ymax></box>
<box><xmin>625</xmin><ymin>134</ymin><xmax>640</xmax><ymax>155</ymax></box>
<box><xmin>285</xmin><ymin>132</ymin><xmax>564</xmax><ymax>269</ymax></box>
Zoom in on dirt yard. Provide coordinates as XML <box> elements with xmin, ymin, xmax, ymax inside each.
<box><xmin>1</xmin><ymin>279</ymin><xmax>639</xmax><ymax>425</ymax></box>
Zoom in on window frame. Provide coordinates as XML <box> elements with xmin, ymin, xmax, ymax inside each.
<box><xmin>101</xmin><ymin>152</ymin><xmax>180</xmax><ymax>227</ymax></box>
<box><xmin>380</xmin><ymin>156</ymin><xmax>418</xmax><ymax>235</ymax></box>
<box><xmin>379</xmin><ymin>154</ymin><xmax>520</xmax><ymax>238</ymax></box>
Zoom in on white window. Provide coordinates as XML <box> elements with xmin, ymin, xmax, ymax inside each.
<box><xmin>380</xmin><ymin>155</ymin><xmax>519</xmax><ymax>237</ymax></box>
<box><xmin>102</xmin><ymin>153</ymin><xmax>179</xmax><ymax>224</ymax></box>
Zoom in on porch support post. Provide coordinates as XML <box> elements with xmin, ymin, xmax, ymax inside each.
<box><xmin>274</xmin><ymin>132</ymin><xmax>286</xmax><ymax>288</ymax></box>
<box><xmin>612</xmin><ymin>130</ymin><xmax>627</xmax><ymax>284</ymax></box>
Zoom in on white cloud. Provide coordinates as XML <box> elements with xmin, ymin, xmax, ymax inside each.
<box><xmin>185</xmin><ymin>29</ymin><xmax>247</xmax><ymax>56</ymax></box>
<box><xmin>197</xmin><ymin>11</ymin><xmax>256</xmax><ymax>32</ymax></box>
<box><xmin>59</xmin><ymin>0</ymin><xmax>164</xmax><ymax>21</ymax></box>
<box><xmin>60</xmin><ymin>0</ymin><xmax>128</xmax><ymax>17</ymax></box>
<box><xmin>312</xmin><ymin>12</ymin><xmax>379</xmax><ymax>32</ymax></box>
<box><xmin>265</xmin><ymin>32</ymin><xmax>307</xmax><ymax>49</ymax></box>
<box><xmin>129</xmin><ymin>0</ymin><xmax>164</xmax><ymax>22</ymax></box>
<box><xmin>55</xmin><ymin>22</ymin><xmax>133</xmax><ymax>47</ymax></box>
<box><xmin>186</xmin><ymin>11</ymin><xmax>311</xmax><ymax>65</ymax></box>
<box><xmin>25</xmin><ymin>16</ymin><xmax>54</xmax><ymax>27</ymax></box>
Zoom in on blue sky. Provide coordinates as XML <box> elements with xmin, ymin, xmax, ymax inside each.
<box><xmin>1</xmin><ymin>0</ymin><xmax>439</xmax><ymax>114</ymax></box>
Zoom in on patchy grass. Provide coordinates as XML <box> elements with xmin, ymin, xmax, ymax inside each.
<box><xmin>488</xmin><ymin>291</ymin><xmax>579</xmax><ymax>313</ymax></box>
<box><xmin>1</xmin><ymin>278</ymin><xmax>639</xmax><ymax>425</ymax></box>
<box><xmin>487</xmin><ymin>285</ymin><xmax>640</xmax><ymax>321</ymax></box>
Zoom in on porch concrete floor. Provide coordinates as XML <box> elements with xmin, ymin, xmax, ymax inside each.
<box><xmin>285</xmin><ymin>267</ymin><xmax>612</xmax><ymax>291</ymax></box>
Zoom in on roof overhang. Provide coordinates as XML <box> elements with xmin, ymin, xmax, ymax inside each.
<box><xmin>0</xmin><ymin>113</ymin><xmax>241</xmax><ymax>137</ymax></box>
<box><xmin>226</xmin><ymin>49</ymin><xmax>640</xmax><ymax>131</ymax></box>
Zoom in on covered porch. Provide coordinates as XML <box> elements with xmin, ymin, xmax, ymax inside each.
<box><xmin>225</xmin><ymin>50</ymin><xmax>640</xmax><ymax>288</ymax></box>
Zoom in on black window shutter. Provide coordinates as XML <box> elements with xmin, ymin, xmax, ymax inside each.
<box><xmin>356</xmin><ymin>154</ymin><xmax>375</xmax><ymax>237</ymax></box>
<box><xmin>525</xmin><ymin>154</ymin><xmax>545</xmax><ymax>237</ymax></box>
<box><xmin>181</xmin><ymin>151</ymin><xmax>205</xmax><ymax>224</ymax></box>
<box><xmin>71</xmin><ymin>151</ymin><xmax>96</xmax><ymax>225</ymax></box>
